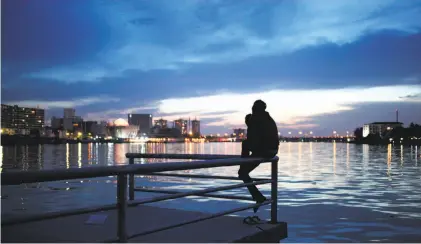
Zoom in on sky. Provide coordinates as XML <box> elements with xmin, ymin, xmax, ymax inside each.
<box><xmin>1</xmin><ymin>0</ymin><xmax>421</xmax><ymax>135</ymax></box>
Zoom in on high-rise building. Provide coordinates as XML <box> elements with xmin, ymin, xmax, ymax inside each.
<box><xmin>1</xmin><ymin>104</ymin><xmax>45</xmax><ymax>132</ymax></box>
<box><xmin>82</xmin><ymin>121</ymin><xmax>98</xmax><ymax>135</ymax></box>
<box><xmin>128</xmin><ymin>114</ymin><xmax>152</xmax><ymax>135</ymax></box>
<box><xmin>191</xmin><ymin>119</ymin><xmax>201</xmax><ymax>137</ymax></box>
<box><xmin>174</xmin><ymin>119</ymin><xmax>188</xmax><ymax>135</ymax></box>
<box><xmin>51</xmin><ymin>116</ymin><xmax>64</xmax><ymax>129</ymax></box>
<box><xmin>154</xmin><ymin>119</ymin><xmax>168</xmax><ymax>129</ymax></box>
<box><xmin>1</xmin><ymin>104</ymin><xmax>14</xmax><ymax>129</ymax></box>
<box><xmin>64</xmin><ymin>108</ymin><xmax>76</xmax><ymax>118</ymax></box>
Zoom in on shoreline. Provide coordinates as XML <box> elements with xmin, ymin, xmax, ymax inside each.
<box><xmin>1</xmin><ymin>135</ymin><xmax>420</xmax><ymax>146</ymax></box>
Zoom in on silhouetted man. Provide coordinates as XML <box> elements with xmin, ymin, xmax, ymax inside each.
<box><xmin>239</xmin><ymin>100</ymin><xmax>279</xmax><ymax>212</ymax></box>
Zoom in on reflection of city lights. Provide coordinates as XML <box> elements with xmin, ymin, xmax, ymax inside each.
<box><xmin>78</xmin><ymin>143</ymin><xmax>82</xmax><ymax>168</ymax></box>
<box><xmin>66</xmin><ymin>143</ymin><xmax>69</xmax><ymax>169</ymax></box>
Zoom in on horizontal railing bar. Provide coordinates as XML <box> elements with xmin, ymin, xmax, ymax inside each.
<box><xmin>126</xmin><ymin>153</ymin><xmax>241</xmax><ymax>160</ymax></box>
<box><xmin>1</xmin><ymin>203</ymin><xmax>116</xmax><ymax>226</ymax></box>
<box><xmin>124</xmin><ymin>200</ymin><xmax>273</xmax><ymax>241</ymax></box>
<box><xmin>134</xmin><ymin>188</ymin><xmax>255</xmax><ymax>201</ymax></box>
<box><xmin>144</xmin><ymin>172</ymin><xmax>270</xmax><ymax>181</ymax></box>
<box><xmin>1</xmin><ymin>157</ymin><xmax>278</xmax><ymax>185</ymax></box>
<box><xmin>128</xmin><ymin>179</ymin><xmax>272</xmax><ymax>206</ymax></box>
<box><xmin>2</xmin><ymin>179</ymin><xmax>272</xmax><ymax>226</ymax></box>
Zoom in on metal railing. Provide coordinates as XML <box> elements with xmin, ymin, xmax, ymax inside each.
<box><xmin>1</xmin><ymin>153</ymin><xmax>279</xmax><ymax>242</ymax></box>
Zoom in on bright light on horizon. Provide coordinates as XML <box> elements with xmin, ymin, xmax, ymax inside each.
<box><xmin>156</xmin><ymin>84</ymin><xmax>421</xmax><ymax>128</ymax></box>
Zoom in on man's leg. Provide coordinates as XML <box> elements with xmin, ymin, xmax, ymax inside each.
<box><xmin>238</xmin><ymin>162</ymin><xmax>264</xmax><ymax>201</ymax></box>
<box><xmin>241</xmin><ymin>140</ymin><xmax>250</xmax><ymax>158</ymax></box>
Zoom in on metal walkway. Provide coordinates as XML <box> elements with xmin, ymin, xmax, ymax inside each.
<box><xmin>1</xmin><ymin>153</ymin><xmax>287</xmax><ymax>243</ymax></box>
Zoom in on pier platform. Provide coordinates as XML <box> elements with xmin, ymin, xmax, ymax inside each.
<box><xmin>1</xmin><ymin>205</ymin><xmax>287</xmax><ymax>243</ymax></box>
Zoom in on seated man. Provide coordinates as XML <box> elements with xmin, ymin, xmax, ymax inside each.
<box><xmin>238</xmin><ymin>100</ymin><xmax>279</xmax><ymax>213</ymax></box>
<box><xmin>241</xmin><ymin>114</ymin><xmax>252</xmax><ymax>158</ymax></box>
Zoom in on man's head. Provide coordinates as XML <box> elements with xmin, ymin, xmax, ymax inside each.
<box><xmin>252</xmin><ymin>100</ymin><xmax>266</xmax><ymax>114</ymax></box>
<box><xmin>245</xmin><ymin>114</ymin><xmax>252</xmax><ymax>126</ymax></box>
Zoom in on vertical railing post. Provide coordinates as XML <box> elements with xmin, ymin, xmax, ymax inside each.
<box><xmin>129</xmin><ymin>158</ymin><xmax>134</xmax><ymax>200</ymax></box>
<box><xmin>117</xmin><ymin>174</ymin><xmax>128</xmax><ymax>242</ymax></box>
<box><xmin>270</xmin><ymin>158</ymin><xmax>278</xmax><ymax>224</ymax></box>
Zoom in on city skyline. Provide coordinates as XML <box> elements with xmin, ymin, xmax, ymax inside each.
<box><xmin>2</xmin><ymin>0</ymin><xmax>421</xmax><ymax>135</ymax></box>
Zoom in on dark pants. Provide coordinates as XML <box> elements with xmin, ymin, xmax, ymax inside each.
<box><xmin>239</xmin><ymin>140</ymin><xmax>277</xmax><ymax>201</ymax></box>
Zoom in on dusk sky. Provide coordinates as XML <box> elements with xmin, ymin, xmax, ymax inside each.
<box><xmin>2</xmin><ymin>0</ymin><xmax>421</xmax><ymax>135</ymax></box>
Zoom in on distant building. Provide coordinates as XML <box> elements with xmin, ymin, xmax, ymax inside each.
<box><xmin>128</xmin><ymin>114</ymin><xmax>152</xmax><ymax>135</ymax></box>
<box><xmin>63</xmin><ymin>116</ymin><xmax>83</xmax><ymax>132</ymax></box>
<box><xmin>154</xmin><ymin>119</ymin><xmax>168</xmax><ymax>129</ymax></box>
<box><xmin>363</xmin><ymin>122</ymin><xmax>403</xmax><ymax>137</ymax></box>
<box><xmin>51</xmin><ymin>117</ymin><xmax>63</xmax><ymax>129</ymax></box>
<box><xmin>191</xmin><ymin>119</ymin><xmax>201</xmax><ymax>137</ymax></box>
<box><xmin>82</xmin><ymin>121</ymin><xmax>98</xmax><ymax>135</ymax></box>
<box><xmin>64</xmin><ymin>108</ymin><xmax>76</xmax><ymax>119</ymax></box>
<box><xmin>174</xmin><ymin>119</ymin><xmax>188</xmax><ymax>135</ymax></box>
<box><xmin>1</xmin><ymin>104</ymin><xmax>45</xmax><ymax>134</ymax></box>
<box><xmin>108</xmin><ymin>118</ymin><xmax>138</xmax><ymax>138</ymax></box>
<box><xmin>150</xmin><ymin>127</ymin><xmax>182</xmax><ymax>138</ymax></box>
<box><xmin>1</xmin><ymin>104</ymin><xmax>15</xmax><ymax>129</ymax></box>
<box><xmin>96</xmin><ymin>121</ymin><xmax>108</xmax><ymax>137</ymax></box>
<box><xmin>233</xmin><ymin>128</ymin><xmax>246</xmax><ymax>139</ymax></box>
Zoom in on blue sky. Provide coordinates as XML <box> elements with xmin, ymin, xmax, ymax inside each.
<box><xmin>2</xmin><ymin>0</ymin><xmax>421</xmax><ymax>135</ymax></box>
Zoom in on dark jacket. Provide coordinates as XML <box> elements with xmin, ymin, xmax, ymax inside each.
<box><xmin>246</xmin><ymin>112</ymin><xmax>279</xmax><ymax>153</ymax></box>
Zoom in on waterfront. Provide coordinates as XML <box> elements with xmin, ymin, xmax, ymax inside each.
<box><xmin>1</xmin><ymin>142</ymin><xmax>421</xmax><ymax>242</ymax></box>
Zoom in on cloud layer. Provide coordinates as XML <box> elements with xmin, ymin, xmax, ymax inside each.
<box><xmin>6</xmin><ymin>96</ymin><xmax>119</xmax><ymax>109</ymax></box>
<box><xmin>81</xmin><ymin>84</ymin><xmax>421</xmax><ymax>131</ymax></box>
<box><xmin>27</xmin><ymin>0</ymin><xmax>421</xmax><ymax>83</ymax></box>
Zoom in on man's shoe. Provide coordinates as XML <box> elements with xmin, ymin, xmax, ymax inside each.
<box><xmin>253</xmin><ymin>196</ymin><xmax>267</xmax><ymax>213</ymax></box>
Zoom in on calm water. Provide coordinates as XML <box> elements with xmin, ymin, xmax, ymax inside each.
<box><xmin>1</xmin><ymin>142</ymin><xmax>421</xmax><ymax>242</ymax></box>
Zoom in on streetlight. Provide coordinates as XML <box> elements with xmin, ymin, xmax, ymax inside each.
<box><xmin>309</xmin><ymin>131</ymin><xmax>313</xmax><ymax>135</ymax></box>
<box><xmin>288</xmin><ymin>132</ymin><xmax>291</xmax><ymax>135</ymax></box>
<box><xmin>298</xmin><ymin>131</ymin><xmax>302</xmax><ymax>135</ymax></box>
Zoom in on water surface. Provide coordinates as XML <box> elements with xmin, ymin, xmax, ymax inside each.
<box><xmin>1</xmin><ymin>142</ymin><xmax>421</xmax><ymax>242</ymax></box>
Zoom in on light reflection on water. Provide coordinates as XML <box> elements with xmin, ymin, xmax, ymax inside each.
<box><xmin>1</xmin><ymin>142</ymin><xmax>421</xmax><ymax>242</ymax></box>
